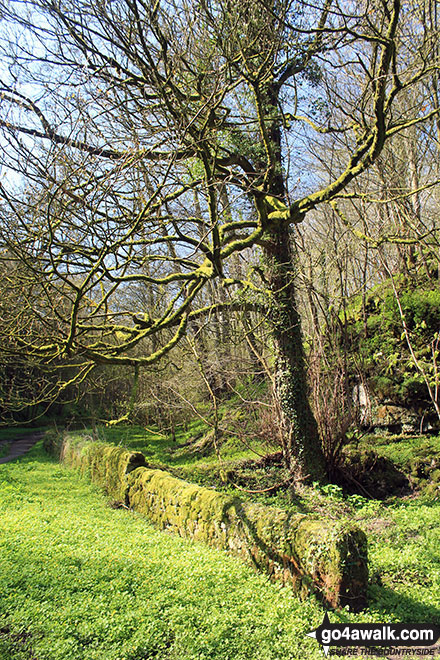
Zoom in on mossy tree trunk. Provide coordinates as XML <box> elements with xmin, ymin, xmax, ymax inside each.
<box><xmin>257</xmin><ymin>82</ymin><xmax>326</xmax><ymax>483</ymax></box>
<box><xmin>262</xmin><ymin>225</ymin><xmax>326</xmax><ymax>482</ymax></box>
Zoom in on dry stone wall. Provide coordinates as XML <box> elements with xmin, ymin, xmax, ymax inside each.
<box><xmin>56</xmin><ymin>433</ymin><xmax>368</xmax><ymax>611</ymax></box>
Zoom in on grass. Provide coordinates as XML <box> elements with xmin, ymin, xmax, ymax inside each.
<box><xmin>88</xmin><ymin>424</ymin><xmax>440</xmax><ymax>622</ymax></box>
<box><xmin>367</xmin><ymin>500</ymin><xmax>440</xmax><ymax>619</ymax></box>
<box><xmin>360</xmin><ymin>433</ymin><xmax>440</xmax><ymax>468</ymax></box>
<box><xmin>73</xmin><ymin>422</ymin><xmax>293</xmax><ymax>505</ymax></box>
<box><xmin>98</xmin><ymin>419</ymin><xmax>274</xmax><ymax>468</ymax></box>
<box><xmin>0</xmin><ymin>427</ymin><xmax>44</xmax><ymax>442</ymax></box>
<box><xmin>97</xmin><ymin>420</ymin><xmax>212</xmax><ymax>466</ymax></box>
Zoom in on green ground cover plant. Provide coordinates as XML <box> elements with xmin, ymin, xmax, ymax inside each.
<box><xmin>88</xmin><ymin>425</ymin><xmax>440</xmax><ymax>620</ymax></box>
<box><xmin>1</xmin><ymin>434</ymin><xmax>440</xmax><ymax>659</ymax></box>
<box><xmin>344</xmin><ymin>276</ymin><xmax>440</xmax><ymax>409</ymax></box>
<box><xmin>348</xmin><ymin>434</ymin><xmax>440</xmax><ymax>498</ymax></box>
<box><xmin>99</xmin><ymin>418</ymin><xmax>274</xmax><ymax>468</ymax></box>
<box><xmin>1</xmin><ymin>440</ymin><xmax>328</xmax><ymax>660</ymax></box>
<box><xmin>0</xmin><ymin>428</ymin><xmax>45</xmax><ymax>443</ymax></box>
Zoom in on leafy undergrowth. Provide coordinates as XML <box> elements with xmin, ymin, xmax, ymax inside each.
<box><xmin>75</xmin><ymin>422</ymin><xmax>440</xmax><ymax>515</ymax></box>
<box><xmin>100</xmin><ymin>418</ymin><xmax>274</xmax><ymax>467</ymax></box>
<box><xmin>0</xmin><ymin>427</ymin><xmax>46</xmax><ymax>442</ymax></box>
<box><xmin>91</xmin><ymin>422</ymin><xmax>285</xmax><ymax>500</ymax></box>
<box><xmin>1</xmin><ymin>440</ymin><xmax>440</xmax><ymax>659</ymax></box>
<box><xmin>87</xmin><ymin>425</ymin><xmax>440</xmax><ymax>621</ymax></box>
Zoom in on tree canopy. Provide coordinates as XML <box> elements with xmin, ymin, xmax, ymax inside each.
<box><xmin>0</xmin><ymin>0</ymin><xmax>439</xmax><ymax>479</ymax></box>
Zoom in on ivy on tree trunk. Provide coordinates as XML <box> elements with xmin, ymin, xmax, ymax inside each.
<box><xmin>263</xmin><ymin>224</ymin><xmax>326</xmax><ymax>482</ymax></box>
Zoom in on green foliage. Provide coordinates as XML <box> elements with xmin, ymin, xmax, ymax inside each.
<box><xmin>398</xmin><ymin>375</ymin><xmax>426</xmax><ymax>401</ymax></box>
<box><xmin>370</xmin><ymin>376</ymin><xmax>395</xmax><ymax>399</ymax></box>
<box><xmin>316</xmin><ymin>483</ymin><xmax>345</xmax><ymax>500</ymax></box>
<box><xmin>400</xmin><ymin>289</ymin><xmax>440</xmax><ymax>330</ymax></box>
<box><xmin>0</xmin><ymin>427</ymin><xmax>44</xmax><ymax>442</ymax></box>
<box><xmin>96</xmin><ymin>416</ymin><xmax>274</xmax><ymax>470</ymax></box>
<box><xmin>367</xmin><ymin>499</ymin><xmax>440</xmax><ymax>620</ymax></box>
<box><xmin>345</xmin><ymin>276</ymin><xmax>440</xmax><ymax>407</ymax></box>
<box><xmin>2</xmin><ymin>434</ymin><xmax>440</xmax><ymax>659</ymax></box>
<box><xmin>347</xmin><ymin>434</ymin><xmax>440</xmax><ymax>499</ymax></box>
<box><xmin>0</xmin><ymin>427</ymin><xmax>47</xmax><ymax>458</ymax></box>
<box><xmin>2</xmin><ymin>439</ymin><xmax>440</xmax><ymax>660</ymax></box>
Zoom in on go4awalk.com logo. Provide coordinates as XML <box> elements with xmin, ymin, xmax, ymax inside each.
<box><xmin>307</xmin><ymin>613</ymin><xmax>440</xmax><ymax>656</ymax></box>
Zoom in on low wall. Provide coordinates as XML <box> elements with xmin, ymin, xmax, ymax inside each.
<box><xmin>57</xmin><ymin>433</ymin><xmax>368</xmax><ymax>611</ymax></box>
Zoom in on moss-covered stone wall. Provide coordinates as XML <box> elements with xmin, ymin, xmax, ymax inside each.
<box><xmin>58</xmin><ymin>434</ymin><xmax>368</xmax><ymax>611</ymax></box>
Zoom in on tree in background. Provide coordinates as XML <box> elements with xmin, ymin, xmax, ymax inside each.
<box><xmin>0</xmin><ymin>0</ymin><xmax>438</xmax><ymax>481</ymax></box>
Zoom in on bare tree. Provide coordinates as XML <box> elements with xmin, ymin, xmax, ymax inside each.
<box><xmin>0</xmin><ymin>0</ymin><xmax>438</xmax><ymax>481</ymax></box>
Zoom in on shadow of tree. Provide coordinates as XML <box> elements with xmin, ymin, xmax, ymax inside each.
<box><xmin>368</xmin><ymin>583</ymin><xmax>440</xmax><ymax>623</ymax></box>
<box><xmin>221</xmin><ymin>496</ymin><xmax>368</xmax><ymax>612</ymax></box>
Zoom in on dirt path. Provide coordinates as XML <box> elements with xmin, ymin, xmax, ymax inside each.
<box><xmin>0</xmin><ymin>432</ymin><xmax>45</xmax><ymax>464</ymax></box>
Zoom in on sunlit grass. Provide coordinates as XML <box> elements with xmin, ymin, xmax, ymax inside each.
<box><xmin>95</xmin><ymin>419</ymin><xmax>273</xmax><ymax>468</ymax></box>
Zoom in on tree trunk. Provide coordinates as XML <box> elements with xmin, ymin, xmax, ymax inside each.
<box><xmin>252</xmin><ymin>78</ymin><xmax>326</xmax><ymax>482</ymax></box>
<box><xmin>263</xmin><ymin>223</ymin><xmax>327</xmax><ymax>482</ymax></box>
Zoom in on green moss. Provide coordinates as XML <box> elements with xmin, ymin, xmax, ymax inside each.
<box><xmin>128</xmin><ymin>466</ymin><xmax>368</xmax><ymax>608</ymax></box>
<box><xmin>341</xmin><ymin>275</ymin><xmax>440</xmax><ymax>409</ymax></box>
<box><xmin>398</xmin><ymin>375</ymin><xmax>426</xmax><ymax>401</ymax></box>
<box><xmin>371</xmin><ymin>376</ymin><xmax>395</xmax><ymax>400</ymax></box>
<box><xmin>60</xmin><ymin>434</ymin><xmax>146</xmax><ymax>501</ymax></box>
